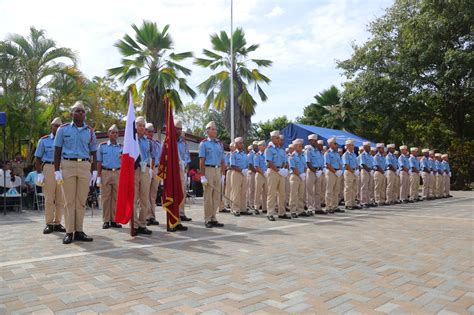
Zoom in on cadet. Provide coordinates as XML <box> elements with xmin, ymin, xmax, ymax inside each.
<box><xmin>398</xmin><ymin>146</ymin><xmax>411</xmax><ymax>203</ymax></box>
<box><xmin>223</xmin><ymin>143</ymin><xmax>235</xmax><ymax>212</ymax></box>
<box><xmin>342</xmin><ymin>140</ymin><xmax>360</xmax><ymax>210</ymax></box>
<box><xmin>199</xmin><ymin>121</ymin><xmax>225</xmax><ymax>228</ymax></box>
<box><xmin>288</xmin><ymin>139</ymin><xmax>308</xmax><ymax>217</ymax></box>
<box><xmin>441</xmin><ymin>154</ymin><xmax>451</xmax><ymax>197</ymax></box>
<box><xmin>434</xmin><ymin>153</ymin><xmax>443</xmax><ymax>198</ymax></box>
<box><xmin>96</xmin><ymin>124</ymin><xmax>122</xmax><ymax>229</ymax></box>
<box><xmin>305</xmin><ymin>134</ymin><xmax>326</xmax><ymax>214</ymax></box>
<box><xmin>428</xmin><ymin>150</ymin><xmax>437</xmax><ymax>199</ymax></box>
<box><xmin>54</xmin><ymin>101</ymin><xmax>97</xmax><ymax>244</ymax></box>
<box><xmin>369</xmin><ymin>147</ymin><xmax>377</xmax><ymax>204</ymax></box>
<box><xmin>420</xmin><ymin>148</ymin><xmax>431</xmax><ymax>200</ymax></box>
<box><xmin>409</xmin><ymin>147</ymin><xmax>421</xmax><ymax>201</ymax></box>
<box><xmin>356</xmin><ymin>145</ymin><xmax>364</xmax><ymax>202</ymax></box>
<box><xmin>35</xmin><ymin>117</ymin><xmax>66</xmax><ymax>234</ymax></box>
<box><xmin>359</xmin><ymin>142</ymin><xmax>373</xmax><ymax>208</ymax></box>
<box><xmin>133</xmin><ymin>117</ymin><xmax>154</xmax><ymax>235</ymax></box>
<box><xmin>229</xmin><ymin>137</ymin><xmax>249</xmax><ymax>216</ymax></box>
<box><xmin>318</xmin><ymin>140</ymin><xmax>327</xmax><ymax>206</ymax></box>
<box><xmin>324</xmin><ymin>137</ymin><xmax>344</xmax><ymax>213</ymax></box>
<box><xmin>254</xmin><ymin>140</ymin><xmax>267</xmax><ymax>215</ymax></box>
<box><xmin>385</xmin><ymin>144</ymin><xmax>398</xmax><ymax>204</ymax></box>
<box><xmin>146</xmin><ymin>122</ymin><xmax>160</xmax><ymax>226</ymax></box>
<box><xmin>394</xmin><ymin>150</ymin><xmax>401</xmax><ymax>202</ymax></box>
<box><xmin>265</xmin><ymin>130</ymin><xmax>290</xmax><ymax>221</ymax></box>
<box><xmin>338</xmin><ymin>147</ymin><xmax>345</xmax><ymax>204</ymax></box>
<box><xmin>373</xmin><ymin>143</ymin><xmax>387</xmax><ymax>206</ymax></box>
<box><xmin>175</xmin><ymin>120</ymin><xmax>192</xmax><ymax>221</ymax></box>
<box><xmin>247</xmin><ymin>142</ymin><xmax>257</xmax><ymax>210</ymax></box>
<box><xmin>285</xmin><ymin>143</ymin><xmax>293</xmax><ymax>208</ymax></box>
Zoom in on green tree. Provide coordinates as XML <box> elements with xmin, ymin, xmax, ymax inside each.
<box><xmin>175</xmin><ymin>102</ymin><xmax>206</xmax><ymax>135</ymax></box>
<box><xmin>4</xmin><ymin>27</ymin><xmax>77</xmax><ymax>158</ymax></box>
<box><xmin>251</xmin><ymin>116</ymin><xmax>291</xmax><ymax>141</ymax></box>
<box><xmin>195</xmin><ymin>27</ymin><xmax>272</xmax><ymax>138</ymax></box>
<box><xmin>108</xmin><ymin>21</ymin><xmax>196</xmax><ymax>130</ymax></box>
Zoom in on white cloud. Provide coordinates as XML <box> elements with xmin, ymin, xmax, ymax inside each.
<box><xmin>265</xmin><ymin>6</ymin><xmax>283</xmax><ymax>18</ymax></box>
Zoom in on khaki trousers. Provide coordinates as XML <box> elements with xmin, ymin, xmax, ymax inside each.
<box><xmin>43</xmin><ymin>164</ymin><xmax>64</xmax><ymax>225</ymax></box>
<box><xmin>356</xmin><ymin>174</ymin><xmax>361</xmax><ymax>201</ymax></box>
<box><xmin>134</xmin><ymin>168</ymin><xmax>150</xmax><ymax>228</ymax></box>
<box><xmin>61</xmin><ymin>160</ymin><xmax>90</xmax><ymax>233</ymax></box>
<box><xmin>224</xmin><ymin>170</ymin><xmax>233</xmax><ymax>208</ymax></box>
<box><xmin>429</xmin><ymin>173</ymin><xmax>435</xmax><ymax>197</ymax></box>
<box><xmin>285</xmin><ymin>176</ymin><xmax>290</xmax><ymax>205</ymax></box>
<box><xmin>101</xmin><ymin>169</ymin><xmax>119</xmax><ymax>222</ymax></box>
<box><xmin>203</xmin><ymin>167</ymin><xmax>221</xmax><ymax>222</ymax></box>
<box><xmin>395</xmin><ymin>172</ymin><xmax>400</xmax><ymax>200</ymax></box>
<box><xmin>266</xmin><ymin>169</ymin><xmax>286</xmax><ymax>216</ymax></box>
<box><xmin>444</xmin><ymin>175</ymin><xmax>450</xmax><ymax>196</ymax></box>
<box><xmin>289</xmin><ymin>174</ymin><xmax>305</xmax><ymax>214</ymax></box>
<box><xmin>179</xmin><ymin>169</ymin><xmax>186</xmax><ymax>216</ymax></box>
<box><xmin>254</xmin><ymin>172</ymin><xmax>267</xmax><ymax>210</ymax></box>
<box><xmin>339</xmin><ymin>175</ymin><xmax>344</xmax><ymax>202</ymax></box>
<box><xmin>325</xmin><ymin>171</ymin><xmax>341</xmax><ymax>210</ymax></box>
<box><xmin>369</xmin><ymin>172</ymin><xmax>375</xmax><ymax>202</ymax></box>
<box><xmin>421</xmin><ymin>171</ymin><xmax>430</xmax><ymax>198</ymax></box>
<box><xmin>343</xmin><ymin>171</ymin><xmax>357</xmax><ymax>207</ymax></box>
<box><xmin>231</xmin><ymin>170</ymin><xmax>246</xmax><ymax>213</ymax></box>
<box><xmin>385</xmin><ymin>170</ymin><xmax>397</xmax><ymax>203</ymax></box>
<box><xmin>399</xmin><ymin>170</ymin><xmax>409</xmax><ymax>201</ymax></box>
<box><xmin>360</xmin><ymin>169</ymin><xmax>371</xmax><ymax>205</ymax></box>
<box><xmin>435</xmin><ymin>174</ymin><xmax>443</xmax><ymax>197</ymax></box>
<box><xmin>409</xmin><ymin>172</ymin><xmax>420</xmax><ymax>200</ymax></box>
<box><xmin>306</xmin><ymin>170</ymin><xmax>322</xmax><ymax>211</ymax></box>
<box><xmin>374</xmin><ymin>171</ymin><xmax>386</xmax><ymax>204</ymax></box>
<box><xmin>247</xmin><ymin>171</ymin><xmax>255</xmax><ymax>208</ymax></box>
<box><xmin>148</xmin><ymin>168</ymin><xmax>159</xmax><ymax>219</ymax></box>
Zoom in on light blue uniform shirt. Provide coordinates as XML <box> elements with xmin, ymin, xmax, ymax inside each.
<box><xmin>442</xmin><ymin>160</ymin><xmax>450</xmax><ymax>172</ymax></box>
<box><xmin>254</xmin><ymin>152</ymin><xmax>267</xmax><ymax>172</ymax></box>
<box><xmin>177</xmin><ymin>138</ymin><xmax>190</xmax><ymax>165</ymax></box>
<box><xmin>224</xmin><ymin>153</ymin><xmax>230</xmax><ymax>167</ymax></box>
<box><xmin>265</xmin><ymin>142</ymin><xmax>286</xmax><ymax>168</ymax></box>
<box><xmin>359</xmin><ymin>151</ymin><xmax>373</xmax><ymax>168</ymax></box>
<box><xmin>97</xmin><ymin>141</ymin><xmax>122</xmax><ymax>169</ymax></box>
<box><xmin>373</xmin><ymin>153</ymin><xmax>386</xmax><ymax>170</ymax></box>
<box><xmin>198</xmin><ymin>138</ymin><xmax>224</xmax><ymax>166</ymax></box>
<box><xmin>289</xmin><ymin>152</ymin><xmax>306</xmax><ymax>174</ymax></box>
<box><xmin>54</xmin><ymin>122</ymin><xmax>97</xmax><ymax>159</ymax></box>
<box><xmin>435</xmin><ymin>160</ymin><xmax>443</xmax><ymax>173</ymax></box>
<box><xmin>342</xmin><ymin>151</ymin><xmax>358</xmax><ymax>170</ymax></box>
<box><xmin>35</xmin><ymin>134</ymin><xmax>55</xmax><ymax>162</ymax></box>
<box><xmin>247</xmin><ymin>150</ymin><xmax>255</xmax><ymax>167</ymax></box>
<box><xmin>429</xmin><ymin>158</ymin><xmax>436</xmax><ymax>171</ymax></box>
<box><xmin>420</xmin><ymin>156</ymin><xmax>430</xmax><ymax>171</ymax></box>
<box><xmin>151</xmin><ymin>139</ymin><xmax>162</xmax><ymax>165</ymax></box>
<box><xmin>137</xmin><ymin>136</ymin><xmax>153</xmax><ymax>164</ymax></box>
<box><xmin>25</xmin><ymin>171</ymin><xmax>38</xmax><ymax>186</ymax></box>
<box><xmin>386</xmin><ymin>152</ymin><xmax>398</xmax><ymax>170</ymax></box>
<box><xmin>305</xmin><ymin>146</ymin><xmax>324</xmax><ymax>169</ymax></box>
<box><xmin>398</xmin><ymin>154</ymin><xmax>410</xmax><ymax>170</ymax></box>
<box><xmin>324</xmin><ymin>148</ymin><xmax>342</xmax><ymax>170</ymax></box>
<box><xmin>230</xmin><ymin>150</ymin><xmax>248</xmax><ymax>170</ymax></box>
<box><xmin>409</xmin><ymin>155</ymin><xmax>420</xmax><ymax>171</ymax></box>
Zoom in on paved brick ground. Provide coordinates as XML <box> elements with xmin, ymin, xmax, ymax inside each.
<box><xmin>0</xmin><ymin>191</ymin><xmax>473</xmax><ymax>314</ymax></box>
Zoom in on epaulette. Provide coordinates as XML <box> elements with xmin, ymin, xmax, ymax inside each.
<box><xmin>60</xmin><ymin>123</ymin><xmax>69</xmax><ymax>127</ymax></box>
<box><xmin>99</xmin><ymin>141</ymin><xmax>107</xmax><ymax>145</ymax></box>
<box><xmin>201</xmin><ymin>138</ymin><xmax>207</xmax><ymax>142</ymax></box>
<box><xmin>40</xmin><ymin>135</ymin><xmax>49</xmax><ymax>139</ymax></box>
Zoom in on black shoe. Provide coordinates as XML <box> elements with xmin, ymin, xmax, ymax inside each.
<box><xmin>180</xmin><ymin>216</ymin><xmax>192</xmax><ymax>222</ymax></box>
<box><xmin>353</xmin><ymin>205</ymin><xmax>362</xmax><ymax>210</ymax></box>
<box><xmin>168</xmin><ymin>224</ymin><xmax>188</xmax><ymax>232</ymax></box>
<box><xmin>233</xmin><ymin>212</ymin><xmax>241</xmax><ymax>217</ymax></box>
<box><xmin>110</xmin><ymin>222</ymin><xmax>122</xmax><ymax>228</ymax></box>
<box><xmin>315</xmin><ymin>210</ymin><xmax>328</xmax><ymax>215</ymax></box>
<box><xmin>219</xmin><ymin>208</ymin><xmax>230</xmax><ymax>213</ymax></box>
<box><xmin>408</xmin><ymin>199</ymin><xmax>415</xmax><ymax>203</ymax></box>
<box><xmin>63</xmin><ymin>233</ymin><xmax>73</xmax><ymax>244</ymax></box>
<box><xmin>346</xmin><ymin>206</ymin><xmax>354</xmax><ymax>210</ymax></box>
<box><xmin>146</xmin><ymin>218</ymin><xmax>159</xmax><ymax>226</ymax></box>
<box><xmin>285</xmin><ymin>207</ymin><xmax>290</xmax><ymax>212</ymax></box>
<box><xmin>321</xmin><ymin>203</ymin><xmax>326</xmax><ymax>208</ymax></box>
<box><xmin>334</xmin><ymin>208</ymin><xmax>345</xmax><ymax>213</ymax></box>
<box><xmin>291</xmin><ymin>213</ymin><xmax>298</xmax><ymax>218</ymax></box>
<box><xmin>102</xmin><ymin>222</ymin><xmax>110</xmax><ymax>229</ymax></box>
<box><xmin>136</xmin><ymin>227</ymin><xmax>152</xmax><ymax>235</ymax></box>
<box><xmin>54</xmin><ymin>224</ymin><xmax>66</xmax><ymax>232</ymax></box>
<box><xmin>241</xmin><ymin>211</ymin><xmax>252</xmax><ymax>215</ymax></box>
<box><xmin>211</xmin><ymin>221</ymin><xmax>224</xmax><ymax>227</ymax></box>
<box><xmin>307</xmin><ymin>211</ymin><xmax>314</xmax><ymax>216</ymax></box>
<box><xmin>43</xmin><ymin>225</ymin><xmax>54</xmax><ymax>234</ymax></box>
<box><xmin>362</xmin><ymin>204</ymin><xmax>370</xmax><ymax>208</ymax></box>
<box><xmin>278</xmin><ymin>214</ymin><xmax>292</xmax><ymax>219</ymax></box>
<box><xmin>205</xmin><ymin>222</ymin><xmax>213</xmax><ymax>228</ymax></box>
<box><xmin>262</xmin><ymin>210</ymin><xmax>267</xmax><ymax>214</ymax></box>
<box><xmin>267</xmin><ymin>215</ymin><xmax>275</xmax><ymax>221</ymax></box>
<box><xmin>327</xmin><ymin>209</ymin><xmax>335</xmax><ymax>214</ymax></box>
<box><xmin>304</xmin><ymin>206</ymin><xmax>308</xmax><ymax>210</ymax></box>
<box><xmin>299</xmin><ymin>212</ymin><xmax>310</xmax><ymax>217</ymax></box>
<box><xmin>74</xmin><ymin>231</ymin><xmax>93</xmax><ymax>242</ymax></box>
<box><xmin>254</xmin><ymin>209</ymin><xmax>260</xmax><ymax>215</ymax></box>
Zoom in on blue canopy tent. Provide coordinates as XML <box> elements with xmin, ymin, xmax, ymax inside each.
<box><xmin>281</xmin><ymin>123</ymin><xmax>374</xmax><ymax>148</ymax></box>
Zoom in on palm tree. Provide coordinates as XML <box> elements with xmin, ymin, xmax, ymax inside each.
<box><xmin>195</xmin><ymin>27</ymin><xmax>272</xmax><ymax>138</ymax></box>
<box><xmin>4</xmin><ymin>27</ymin><xmax>76</xmax><ymax>158</ymax></box>
<box><xmin>108</xmin><ymin>21</ymin><xmax>196</xmax><ymax>130</ymax></box>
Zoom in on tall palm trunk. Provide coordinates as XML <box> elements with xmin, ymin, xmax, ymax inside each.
<box><xmin>144</xmin><ymin>85</ymin><xmax>165</xmax><ymax>131</ymax></box>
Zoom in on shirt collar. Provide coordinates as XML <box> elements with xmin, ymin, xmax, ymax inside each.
<box><xmin>70</xmin><ymin>121</ymin><xmax>88</xmax><ymax>130</ymax></box>
<box><xmin>49</xmin><ymin>133</ymin><xmax>54</xmax><ymax>139</ymax></box>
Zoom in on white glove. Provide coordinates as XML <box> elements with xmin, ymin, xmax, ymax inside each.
<box><xmin>354</xmin><ymin>170</ymin><xmax>360</xmax><ymax>177</ymax></box>
<box><xmin>221</xmin><ymin>175</ymin><xmax>225</xmax><ymax>184</ymax></box>
<box><xmin>315</xmin><ymin>170</ymin><xmax>323</xmax><ymax>178</ymax></box>
<box><xmin>299</xmin><ymin>173</ymin><xmax>306</xmax><ymax>181</ymax></box>
<box><xmin>408</xmin><ymin>170</ymin><xmax>413</xmax><ymax>174</ymax></box>
<box><xmin>54</xmin><ymin>171</ymin><xmax>63</xmax><ymax>185</ymax></box>
<box><xmin>96</xmin><ymin>177</ymin><xmax>102</xmax><ymax>187</ymax></box>
<box><xmin>396</xmin><ymin>169</ymin><xmax>400</xmax><ymax>176</ymax></box>
<box><xmin>449</xmin><ymin>172</ymin><xmax>452</xmax><ymax>177</ymax></box>
<box><xmin>90</xmin><ymin>170</ymin><xmax>98</xmax><ymax>186</ymax></box>
<box><xmin>278</xmin><ymin>168</ymin><xmax>288</xmax><ymax>177</ymax></box>
<box><xmin>335</xmin><ymin>170</ymin><xmax>343</xmax><ymax>177</ymax></box>
<box><xmin>430</xmin><ymin>171</ymin><xmax>434</xmax><ymax>175</ymax></box>
<box><xmin>149</xmin><ymin>168</ymin><xmax>153</xmax><ymax>180</ymax></box>
<box><xmin>200</xmin><ymin>176</ymin><xmax>208</xmax><ymax>185</ymax></box>
<box><xmin>35</xmin><ymin>173</ymin><xmax>45</xmax><ymax>186</ymax></box>
<box><xmin>385</xmin><ymin>171</ymin><xmax>389</xmax><ymax>177</ymax></box>
<box><xmin>242</xmin><ymin>168</ymin><xmax>249</xmax><ymax>176</ymax></box>
<box><xmin>370</xmin><ymin>170</ymin><xmax>375</xmax><ymax>176</ymax></box>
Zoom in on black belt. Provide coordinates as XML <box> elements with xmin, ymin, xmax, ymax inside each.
<box><xmin>205</xmin><ymin>164</ymin><xmax>220</xmax><ymax>168</ymax></box>
<box><xmin>43</xmin><ymin>161</ymin><xmax>54</xmax><ymax>165</ymax></box>
<box><xmin>103</xmin><ymin>167</ymin><xmax>120</xmax><ymax>171</ymax></box>
<box><xmin>64</xmin><ymin>157</ymin><xmax>90</xmax><ymax>162</ymax></box>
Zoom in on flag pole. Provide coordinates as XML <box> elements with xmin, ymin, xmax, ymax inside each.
<box><xmin>230</xmin><ymin>0</ymin><xmax>235</xmax><ymax>141</ymax></box>
<box><xmin>130</xmin><ymin>91</ymin><xmax>135</xmax><ymax>237</ymax></box>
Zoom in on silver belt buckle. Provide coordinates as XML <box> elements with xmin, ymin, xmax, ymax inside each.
<box><xmin>112</xmin><ymin>168</ymin><xmax>116</xmax><ymax>171</ymax></box>
<box><xmin>78</xmin><ymin>158</ymin><xmax>83</xmax><ymax>162</ymax></box>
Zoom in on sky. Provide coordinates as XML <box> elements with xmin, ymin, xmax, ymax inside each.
<box><xmin>0</xmin><ymin>0</ymin><xmax>393</xmax><ymax>123</ymax></box>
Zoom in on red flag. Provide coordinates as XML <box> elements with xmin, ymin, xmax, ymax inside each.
<box><xmin>115</xmin><ymin>93</ymin><xmax>140</xmax><ymax>225</ymax></box>
<box><xmin>157</xmin><ymin>98</ymin><xmax>183</xmax><ymax>229</ymax></box>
